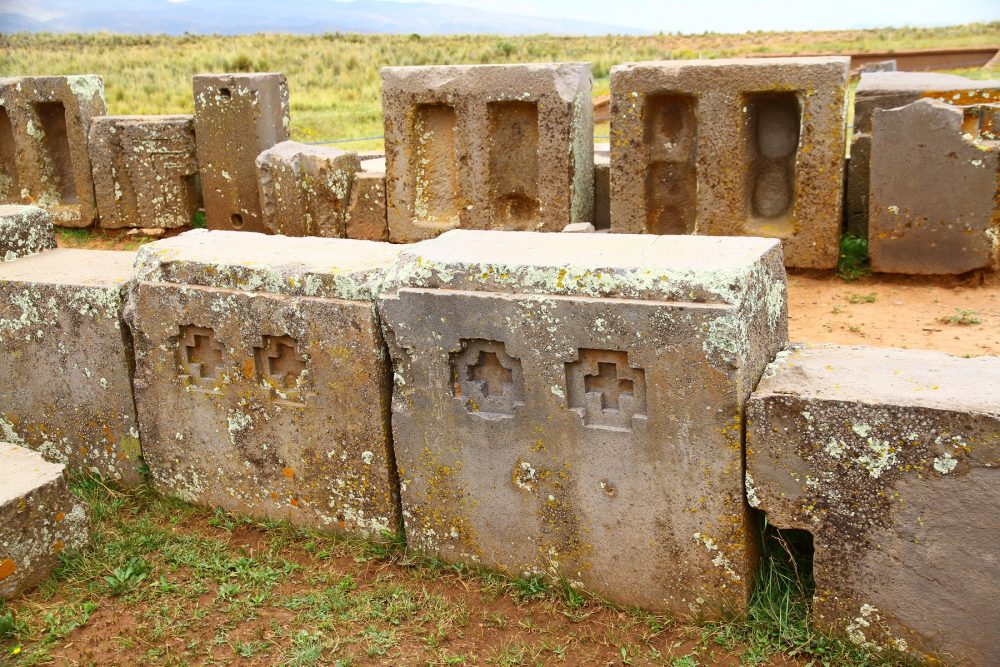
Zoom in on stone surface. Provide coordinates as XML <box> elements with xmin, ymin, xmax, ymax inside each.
<box><xmin>345</xmin><ymin>170</ymin><xmax>388</xmax><ymax>241</ymax></box>
<box><xmin>747</xmin><ymin>344</ymin><xmax>1000</xmax><ymax>664</ymax></box>
<box><xmin>0</xmin><ymin>248</ymin><xmax>142</xmax><ymax>484</ymax></box>
<box><xmin>561</xmin><ymin>222</ymin><xmax>595</xmax><ymax>233</ymax></box>
<box><xmin>125</xmin><ymin>230</ymin><xmax>402</xmax><ymax>537</ymax></box>
<box><xmin>193</xmin><ymin>73</ymin><xmax>290</xmax><ymax>233</ymax></box>
<box><xmin>89</xmin><ymin>115</ymin><xmax>200</xmax><ymax>229</ymax></box>
<box><xmin>0</xmin><ymin>75</ymin><xmax>107</xmax><ymax>227</ymax></box>
<box><xmin>593</xmin><ymin>143</ymin><xmax>610</xmax><ymax>230</ymax></box>
<box><xmin>847</xmin><ymin>72</ymin><xmax>1000</xmax><ymax>236</ymax></box>
<box><xmin>610</xmin><ymin>57</ymin><xmax>849</xmax><ymax>269</ymax></box>
<box><xmin>379</xmin><ymin>230</ymin><xmax>788</xmax><ymax>615</ymax></box>
<box><xmin>0</xmin><ymin>442</ymin><xmax>89</xmax><ymax>600</ymax></box>
<box><xmin>0</xmin><ymin>204</ymin><xmax>55</xmax><ymax>262</ymax></box>
<box><xmin>868</xmin><ymin>99</ymin><xmax>999</xmax><ymax>274</ymax></box>
<box><xmin>257</xmin><ymin>141</ymin><xmax>361</xmax><ymax>238</ymax></box>
<box><xmin>382</xmin><ymin>64</ymin><xmax>594</xmax><ymax>243</ymax></box>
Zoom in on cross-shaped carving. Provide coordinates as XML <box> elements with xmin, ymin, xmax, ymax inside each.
<box><xmin>468</xmin><ymin>351</ymin><xmax>513</xmax><ymax>398</ymax></box>
<box><xmin>180</xmin><ymin>326</ymin><xmax>223</xmax><ymax>379</ymax></box>
<box><xmin>259</xmin><ymin>336</ymin><xmax>306</xmax><ymax>388</ymax></box>
<box><xmin>584</xmin><ymin>361</ymin><xmax>635</xmax><ymax>410</ymax></box>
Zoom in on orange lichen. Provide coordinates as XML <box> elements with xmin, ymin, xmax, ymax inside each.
<box><xmin>0</xmin><ymin>559</ymin><xmax>16</xmax><ymax>580</ymax></box>
<box><xmin>54</xmin><ymin>511</ymin><xmax>65</xmax><ymax>522</ymax></box>
<box><xmin>282</xmin><ymin>467</ymin><xmax>295</xmax><ymax>479</ymax></box>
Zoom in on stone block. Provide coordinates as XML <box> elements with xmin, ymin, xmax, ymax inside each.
<box><xmin>382</xmin><ymin>64</ymin><xmax>594</xmax><ymax>243</ymax></box>
<box><xmin>847</xmin><ymin>72</ymin><xmax>1000</xmax><ymax>236</ymax></box>
<box><xmin>0</xmin><ymin>75</ymin><xmax>106</xmax><ymax>227</ymax></box>
<box><xmin>256</xmin><ymin>140</ymin><xmax>361</xmax><ymax>238</ymax></box>
<box><xmin>125</xmin><ymin>230</ymin><xmax>402</xmax><ymax>537</ymax></box>
<box><xmin>0</xmin><ymin>248</ymin><xmax>142</xmax><ymax>484</ymax></box>
<box><xmin>610</xmin><ymin>57</ymin><xmax>849</xmax><ymax>269</ymax></box>
<box><xmin>345</xmin><ymin>170</ymin><xmax>388</xmax><ymax>241</ymax></box>
<box><xmin>747</xmin><ymin>344</ymin><xmax>1000</xmax><ymax>663</ymax></box>
<box><xmin>561</xmin><ymin>222</ymin><xmax>595</xmax><ymax>233</ymax></box>
<box><xmin>868</xmin><ymin>99</ymin><xmax>999</xmax><ymax>274</ymax></box>
<box><xmin>193</xmin><ymin>73</ymin><xmax>290</xmax><ymax>233</ymax></box>
<box><xmin>0</xmin><ymin>204</ymin><xmax>55</xmax><ymax>262</ymax></box>
<box><xmin>593</xmin><ymin>143</ymin><xmax>610</xmax><ymax>230</ymax></box>
<box><xmin>0</xmin><ymin>442</ymin><xmax>89</xmax><ymax>599</ymax></box>
<box><xmin>379</xmin><ymin>230</ymin><xmax>788</xmax><ymax>615</ymax></box>
<box><xmin>89</xmin><ymin>115</ymin><xmax>200</xmax><ymax>229</ymax></box>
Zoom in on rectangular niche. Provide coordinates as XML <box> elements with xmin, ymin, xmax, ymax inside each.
<box><xmin>410</xmin><ymin>103</ymin><xmax>460</xmax><ymax>227</ymax></box>
<box><xmin>642</xmin><ymin>93</ymin><xmax>697</xmax><ymax>235</ymax></box>
<box><xmin>745</xmin><ymin>91</ymin><xmax>800</xmax><ymax>235</ymax></box>
<box><xmin>487</xmin><ymin>100</ymin><xmax>540</xmax><ymax>229</ymax></box>
<box><xmin>0</xmin><ymin>105</ymin><xmax>19</xmax><ymax>200</ymax></box>
<box><xmin>33</xmin><ymin>101</ymin><xmax>78</xmax><ymax>204</ymax></box>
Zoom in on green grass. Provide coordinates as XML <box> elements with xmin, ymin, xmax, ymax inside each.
<box><xmin>837</xmin><ymin>234</ymin><xmax>872</xmax><ymax>282</ymax></box>
<box><xmin>939</xmin><ymin>308</ymin><xmax>982</xmax><ymax>326</ymax></box>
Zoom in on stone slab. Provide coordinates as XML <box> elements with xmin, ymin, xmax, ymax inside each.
<box><xmin>593</xmin><ymin>144</ymin><xmax>610</xmax><ymax>230</ymax></box>
<box><xmin>868</xmin><ymin>99</ymin><xmax>999</xmax><ymax>274</ymax></box>
<box><xmin>0</xmin><ymin>442</ymin><xmax>89</xmax><ymax>599</ymax></box>
<box><xmin>0</xmin><ymin>248</ymin><xmax>142</xmax><ymax>484</ymax></box>
<box><xmin>610</xmin><ymin>57</ymin><xmax>849</xmax><ymax>269</ymax></box>
<box><xmin>747</xmin><ymin>344</ymin><xmax>1000</xmax><ymax>663</ymax></box>
<box><xmin>0</xmin><ymin>76</ymin><xmax>106</xmax><ymax>227</ymax></box>
<box><xmin>382</xmin><ymin>64</ymin><xmax>594</xmax><ymax>243</ymax></box>
<box><xmin>0</xmin><ymin>204</ymin><xmax>55</xmax><ymax>262</ymax></box>
<box><xmin>345</xmin><ymin>170</ymin><xmax>388</xmax><ymax>241</ymax></box>
<box><xmin>379</xmin><ymin>230</ymin><xmax>788</xmax><ymax>615</ymax></box>
<box><xmin>193</xmin><ymin>73</ymin><xmax>290</xmax><ymax>233</ymax></box>
<box><xmin>89</xmin><ymin>115</ymin><xmax>200</xmax><ymax>229</ymax></box>
<box><xmin>126</xmin><ymin>230</ymin><xmax>402</xmax><ymax>536</ymax></box>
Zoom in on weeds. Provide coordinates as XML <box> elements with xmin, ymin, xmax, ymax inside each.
<box><xmin>102</xmin><ymin>556</ymin><xmax>150</xmax><ymax>595</ymax></box>
<box><xmin>845</xmin><ymin>292</ymin><xmax>877</xmax><ymax>304</ymax></box>
<box><xmin>837</xmin><ymin>234</ymin><xmax>872</xmax><ymax>282</ymax></box>
<box><xmin>939</xmin><ymin>308</ymin><xmax>981</xmax><ymax>325</ymax></box>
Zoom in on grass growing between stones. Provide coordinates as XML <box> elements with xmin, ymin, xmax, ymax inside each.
<box><xmin>2</xmin><ymin>476</ymin><xmax>915</xmax><ymax>666</ymax></box>
<box><xmin>836</xmin><ymin>235</ymin><xmax>872</xmax><ymax>283</ymax></box>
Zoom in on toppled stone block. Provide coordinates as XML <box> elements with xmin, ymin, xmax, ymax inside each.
<box><xmin>0</xmin><ymin>248</ymin><xmax>142</xmax><ymax>484</ymax></box>
<box><xmin>0</xmin><ymin>204</ymin><xmax>55</xmax><ymax>262</ymax></box>
<box><xmin>847</xmin><ymin>71</ymin><xmax>1000</xmax><ymax>236</ymax></box>
<box><xmin>561</xmin><ymin>222</ymin><xmax>595</xmax><ymax>233</ymax></box>
<box><xmin>256</xmin><ymin>141</ymin><xmax>361</xmax><ymax>238</ymax></box>
<box><xmin>346</xmin><ymin>170</ymin><xmax>388</xmax><ymax>241</ymax></box>
<box><xmin>89</xmin><ymin>115</ymin><xmax>200</xmax><ymax>229</ymax></box>
<box><xmin>0</xmin><ymin>442</ymin><xmax>89</xmax><ymax>599</ymax></box>
<box><xmin>382</xmin><ymin>64</ymin><xmax>594</xmax><ymax>243</ymax></box>
<box><xmin>747</xmin><ymin>344</ymin><xmax>1000</xmax><ymax>663</ymax></box>
<box><xmin>126</xmin><ymin>230</ymin><xmax>401</xmax><ymax>537</ymax></box>
<box><xmin>379</xmin><ymin>230</ymin><xmax>788</xmax><ymax>615</ymax></box>
<box><xmin>610</xmin><ymin>57</ymin><xmax>849</xmax><ymax>269</ymax></box>
<box><xmin>0</xmin><ymin>75</ymin><xmax>106</xmax><ymax>227</ymax></box>
<box><xmin>193</xmin><ymin>73</ymin><xmax>290</xmax><ymax>233</ymax></box>
<box><xmin>869</xmin><ymin>99</ymin><xmax>999</xmax><ymax>274</ymax></box>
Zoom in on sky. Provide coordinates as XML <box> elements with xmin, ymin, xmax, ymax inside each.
<box><xmin>387</xmin><ymin>0</ymin><xmax>1000</xmax><ymax>33</ymax></box>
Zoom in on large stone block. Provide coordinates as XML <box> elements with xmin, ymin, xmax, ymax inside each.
<box><xmin>193</xmin><ymin>73</ymin><xmax>290</xmax><ymax>233</ymax></box>
<box><xmin>747</xmin><ymin>344</ymin><xmax>1000</xmax><ymax>663</ymax></box>
<box><xmin>0</xmin><ymin>248</ymin><xmax>142</xmax><ymax>484</ymax></box>
<box><xmin>126</xmin><ymin>230</ymin><xmax>402</xmax><ymax>537</ymax></box>
<box><xmin>847</xmin><ymin>72</ymin><xmax>1000</xmax><ymax>236</ymax></box>
<box><xmin>382</xmin><ymin>64</ymin><xmax>594</xmax><ymax>243</ymax></box>
<box><xmin>256</xmin><ymin>141</ymin><xmax>361</xmax><ymax>237</ymax></box>
<box><xmin>1</xmin><ymin>442</ymin><xmax>89</xmax><ymax>600</ymax></box>
<box><xmin>593</xmin><ymin>143</ymin><xmax>610</xmax><ymax>230</ymax></box>
<box><xmin>89</xmin><ymin>115</ymin><xmax>200</xmax><ymax>229</ymax></box>
<box><xmin>610</xmin><ymin>57</ymin><xmax>849</xmax><ymax>269</ymax></box>
<box><xmin>379</xmin><ymin>230</ymin><xmax>788</xmax><ymax>615</ymax></box>
<box><xmin>869</xmin><ymin>99</ymin><xmax>999</xmax><ymax>274</ymax></box>
<box><xmin>0</xmin><ymin>204</ymin><xmax>55</xmax><ymax>262</ymax></box>
<box><xmin>0</xmin><ymin>75</ymin><xmax>106</xmax><ymax>227</ymax></box>
<box><xmin>346</xmin><ymin>170</ymin><xmax>388</xmax><ymax>242</ymax></box>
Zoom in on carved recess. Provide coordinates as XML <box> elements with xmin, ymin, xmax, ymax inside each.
<box><xmin>566</xmin><ymin>349</ymin><xmax>647</xmax><ymax>431</ymax></box>
<box><xmin>254</xmin><ymin>335</ymin><xmax>310</xmax><ymax>405</ymax></box>
<box><xmin>451</xmin><ymin>339</ymin><xmax>523</xmax><ymax>417</ymax></box>
<box><xmin>175</xmin><ymin>325</ymin><xmax>225</xmax><ymax>391</ymax></box>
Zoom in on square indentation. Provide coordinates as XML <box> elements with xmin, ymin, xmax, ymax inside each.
<box><xmin>451</xmin><ymin>339</ymin><xmax>523</xmax><ymax>417</ymax></box>
<box><xmin>566</xmin><ymin>349</ymin><xmax>647</xmax><ymax>431</ymax></box>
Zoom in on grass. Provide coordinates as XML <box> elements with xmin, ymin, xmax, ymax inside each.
<box><xmin>837</xmin><ymin>234</ymin><xmax>872</xmax><ymax>282</ymax></box>
<box><xmin>939</xmin><ymin>308</ymin><xmax>982</xmax><ymax>326</ymax></box>
<box><xmin>845</xmin><ymin>292</ymin><xmax>877</xmax><ymax>304</ymax></box>
<box><xmin>0</xmin><ymin>473</ymin><xmax>917</xmax><ymax>666</ymax></box>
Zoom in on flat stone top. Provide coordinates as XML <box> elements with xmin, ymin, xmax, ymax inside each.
<box><xmin>0</xmin><ymin>248</ymin><xmax>135</xmax><ymax>287</ymax></box>
<box><xmin>857</xmin><ymin>71</ymin><xmax>1000</xmax><ymax>94</ymax></box>
<box><xmin>614</xmin><ymin>55</ymin><xmax>849</xmax><ymax>73</ymax></box>
<box><xmin>93</xmin><ymin>114</ymin><xmax>193</xmax><ymax>123</ymax></box>
<box><xmin>0</xmin><ymin>204</ymin><xmax>44</xmax><ymax>218</ymax></box>
<box><xmin>0</xmin><ymin>442</ymin><xmax>65</xmax><ymax>506</ymax></box>
<box><xmin>193</xmin><ymin>72</ymin><xmax>284</xmax><ymax>81</ymax></box>
<box><xmin>134</xmin><ymin>229</ymin><xmax>401</xmax><ymax>301</ymax></box>
<box><xmin>381</xmin><ymin>63</ymin><xmax>591</xmax><ymax>100</ymax></box>
<box><xmin>756</xmin><ymin>344</ymin><xmax>1000</xmax><ymax>415</ymax></box>
<box><xmin>387</xmin><ymin>230</ymin><xmax>782</xmax><ymax>305</ymax></box>
<box><xmin>260</xmin><ymin>140</ymin><xmax>356</xmax><ymax>162</ymax></box>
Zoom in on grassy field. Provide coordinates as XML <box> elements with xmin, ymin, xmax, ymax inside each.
<box><xmin>2</xmin><ymin>24</ymin><xmax>998</xmax><ymax>150</ymax></box>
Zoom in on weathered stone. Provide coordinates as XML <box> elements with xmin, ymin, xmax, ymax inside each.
<box><xmin>193</xmin><ymin>73</ymin><xmax>290</xmax><ymax>233</ymax></box>
<box><xmin>0</xmin><ymin>442</ymin><xmax>89</xmax><ymax>600</ymax></box>
<box><xmin>610</xmin><ymin>57</ymin><xmax>849</xmax><ymax>269</ymax></box>
<box><xmin>860</xmin><ymin>60</ymin><xmax>897</xmax><ymax>73</ymax></box>
<box><xmin>747</xmin><ymin>344</ymin><xmax>1000</xmax><ymax>663</ymax></box>
<box><xmin>89</xmin><ymin>115</ymin><xmax>199</xmax><ymax>229</ymax></box>
<box><xmin>379</xmin><ymin>230</ymin><xmax>788</xmax><ymax>615</ymax></box>
<box><xmin>847</xmin><ymin>72</ymin><xmax>1000</xmax><ymax>236</ymax></box>
<box><xmin>345</xmin><ymin>170</ymin><xmax>388</xmax><ymax>241</ymax></box>
<box><xmin>125</xmin><ymin>230</ymin><xmax>402</xmax><ymax>536</ymax></box>
<box><xmin>561</xmin><ymin>222</ymin><xmax>595</xmax><ymax>233</ymax></box>
<box><xmin>0</xmin><ymin>248</ymin><xmax>142</xmax><ymax>484</ymax></box>
<box><xmin>868</xmin><ymin>99</ymin><xmax>999</xmax><ymax>274</ymax></box>
<box><xmin>382</xmin><ymin>64</ymin><xmax>594</xmax><ymax>243</ymax></box>
<box><xmin>0</xmin><ymin>75</ymin><xmax>106</xmax><ymax>227</ymax></box>
<box><xmin>0</xmin><ymin>204</ymin><xmax>55</xmax><ymax>262</ymax></box>
<box><xmin>593</xmin><ymin>143</ymin><xmax>610</xmax><ymax>230</ymax></box>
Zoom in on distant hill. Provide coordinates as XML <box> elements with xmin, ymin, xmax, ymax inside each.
<box><xmin>0</xmin><ymin>0</ymin><xmax>646</xmax><ymax>36</ymax></box>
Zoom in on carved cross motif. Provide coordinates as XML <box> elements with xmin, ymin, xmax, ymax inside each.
<box><xmin>451</xmin><ymin>339</ymin><xmax>523</xmax><ymax>417</ymax></box>
<box><xmin>584</xmin><ymin>361</ymin><xmax>635</xmax><ymax>411</ymax></box>
<box><xmin>468</xmin><ymin>351</ymin><xmax>513</xmax><ymax>398</ymax></box>
<box><xmin>258</xmin><ymin>336</ymin><xmax>306</xmax><ymax>388</ymax></box>
<box><xmin>179</xmin><ymin>326</ymin><xmax>223</xmax><ymax>379</ymax></box>
<box><xmin>566</xmin><ymin>349</ymin><xmax>647</xmax><ymax>431</ymax></box>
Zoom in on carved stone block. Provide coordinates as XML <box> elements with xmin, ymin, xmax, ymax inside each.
<box><xmin>0</xmin><ymin>204</ymin><xmax>55</xmax><ymax>262</ymax></box>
